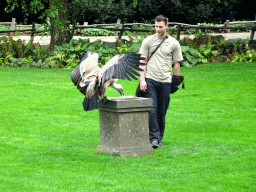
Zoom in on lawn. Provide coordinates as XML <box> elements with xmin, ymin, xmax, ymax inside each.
<box><xmin>0</xmin><ymin>62</ymin><xmax>255</xmax><ymax>191</ymax></box>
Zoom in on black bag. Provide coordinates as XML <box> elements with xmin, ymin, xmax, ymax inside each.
<box><xmin>170</xmin><ymin>75</ymin><xmax>185</xmax><ymax>94</ymax></box>
<box><xmin>136</xmin><ymin>83</ymin><xmax>146</xmax><ymax>97</ymax></box>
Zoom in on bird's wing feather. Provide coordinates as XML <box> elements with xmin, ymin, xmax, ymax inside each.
<box><xmin>71</xmin><ymin>50</ymin><xmax>99</xmax><ymax>87</ymax></box>
<box><xmin>79</xmin><ymin>52</ymin><xmax>99</xmax><ymax>78</ymax></box>
<box><xmin>98</xmin><ymin>54</ymin><xmax>145</xmax><ymax>86</ymax></box>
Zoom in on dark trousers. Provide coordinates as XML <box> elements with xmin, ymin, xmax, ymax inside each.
<box><xmin>144</xmin><ymin>78</ymin><xmax>171</xmax><ymax>143</ymax></box>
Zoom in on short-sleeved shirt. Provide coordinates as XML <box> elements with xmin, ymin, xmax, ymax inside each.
<box><xmin>139</xmin><ymin>33</ymin><xmax>183</xmax><ymax>83</ymax></box>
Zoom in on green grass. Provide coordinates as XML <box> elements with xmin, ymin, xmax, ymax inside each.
<box><xmin>0</xmin><ymin>62</ymin><xmax>255</xmax><ymax>191</ymax></box>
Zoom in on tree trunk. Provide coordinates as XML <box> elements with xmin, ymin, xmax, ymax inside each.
<box><xmin>48</xmin><ymin>0</ymin><xmax>72</xmax><ymax>51</ymax></box>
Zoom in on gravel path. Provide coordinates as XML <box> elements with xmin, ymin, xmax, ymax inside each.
<box><xmin>1</xmin><ymin>32</ymin><xmax>253</xmax><ymax>45</ymax></box>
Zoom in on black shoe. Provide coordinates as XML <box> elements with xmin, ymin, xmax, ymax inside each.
<box><xmin>151</xmin><ymin>140</ymin><xmax>159</xmax><ymax>149</ymax></box>
<box><xmin>159</xmin><ymin>142</ymin><xmax>164</xmax><ymax>147</ymax></box>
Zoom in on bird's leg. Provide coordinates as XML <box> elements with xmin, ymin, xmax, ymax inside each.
<box><xmin>86</xmin><ymin>79</ymin><xmax>97</xmax><ymax>98</ymax></box>
<box><xmin>99</xmin><ymin>95</ymin><xmax>108</xmax><ymax>102</ymax></box>
<box><xmin>102</xmin><ymin>96</ymin><xmax>107</xmax><ymax>102</ymax></box>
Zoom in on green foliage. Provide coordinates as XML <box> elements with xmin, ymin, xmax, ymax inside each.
<box><xmin>1</xmin><ymin>30</ymin><xmax>255</xmax><ymax>69</ymax></box>
<box><xmin>68</xmin><ymin>0</ymin><xmax>135</xmax><ymax>24</ymax></box>
<box><xmin>136</xmin><ymin>0</ymin><xmax>243</xmax><ymax>25</ymax></box>
<box><xmin>0</xmin><ymin>36</ymin><xmax>58</xmax><ymax>68</ymax></box>
<box><xmin>5</xmin><ymin>0</ymin><xmax>48</xmax><ymax>24</ymax></box>
<box><xmin>232</xmin><ymin>49</ymin><xmax>256</xmax><ymax>63</ymax></box>
<box><xmin>129</xmin><ymin>25</ymin><xmax>153</xmax><ymax>37</ymax></box>
<box><xmin>3</xmin><ymin>57</ymin><xmax>58</xmax><ymax>68</ymax></box>
<box><xmin>115</xmin><ymin>39</ymin><xmax>131</xmax><ymax>54</ymax></box>
<box><xmin>53</xmin><ymin>38</ymin><xmax>118</xmax><ymax>68</ymax></box>
<box><xmin>128</xmin><ymin>40</ymin><xmax>143</xmax><ymax>54</ymax></box>
<box><xmin>181</xmin><ymin>46</ymin><xmax>200</xmax><ymax>67</ymax></box>
<box><xmin>228</xmin><ymin>38</ymin><xmax>248</xmax><ymax>54</ymax></box>
<box><xmin>0</xmin><ymin>36</ymin><xmax>35</xmax><ymax>61</ymax></box>
<box><xmin>180</xmin><ymin>33</ymin><xmax>254</xmax><ymax>66</ymax></box>
<box><xmin>0</xmin><ymin>36</ymin><xmax>12</xmax><ymax>60</ymax></box>
<box><xmin>79</xmin><ymin>27</ymin><xmax>116</xmax><ymax>36</ymax></box>
<box><xmin>230</xmin><ymin>23</ymin><xmax>253</xmax><ymax>32</ymax></box>
<box><xmin>198</xmin><ymin>44</ymin><xmax>216</xmax><ymax>61</ymax></box>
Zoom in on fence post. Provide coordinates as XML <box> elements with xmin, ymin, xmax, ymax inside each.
<box><xmin>197</xmin><ymin>23</ymin><xmax>201</xmax><ymax>33</ymax></box>
<box><xmin>118</xmin><ymin>24</ymin><xmax>125</xmax><ymax>40</ymax></box>
<box><xmin>70</xmin><ymin>20</ymin><xmax>76</xmax><ymax>40</ymax></box>
<box><xmin>250</xmin><ymin>23</ymin><xmax>255</xmax><ymax>41</ymax></box>
<box><xmin>31</xmin><ymin>22</ymin><xmax>35</xmax><ymax>39</ymax></box>
<box><xmin>116</xmin><ymin>19</ymin><xmax>121</xmax><ymax>36</ymax></box>
<box><xmin>10</xmin><ymin>18</ymin><xmax>16</xmax><ymax>36</ymax></box>
<box><xmin>249</xmin><ymin>16</ymin><xmax>256</xmax><ymax>46</ymax></box>
<box><xmin>226</xmin><ymin>20</ymin><xmax>230</xmax><ymax>33</ymax></box>
<box><xmin>177</xmin><ymin>25</ymin><xmax>181</xmax><ymax>40</ymax></box>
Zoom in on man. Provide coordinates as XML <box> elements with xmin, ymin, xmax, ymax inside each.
<box><xmin>139</xmin><ymin>15</ymin><xmax>183</xmax><ymax>148</ymax></box>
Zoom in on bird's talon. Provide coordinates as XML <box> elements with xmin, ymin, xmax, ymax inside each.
<box><xmin>102</xmin><ymin>96</ymin><xmax>107</xmax><ymax>102</ymax></box>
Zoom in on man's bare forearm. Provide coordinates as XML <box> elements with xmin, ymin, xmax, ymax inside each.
<box><xmin>139</xmin><ymin>65</ymin><xmax>147</xmax><ymax>81</ymax></box>
<box><xmin>139</xmin><ymin>54</ymin><xmax>147</xmax><ymax>81</ymax></box>
<box><xmin>139</xmin><ymin>54</ymin><xmax>147</xmax><ymax>92</ymax></box>
<box><xmin>173</xmin><ymin>62</ymin><xmax>180</xmax><ymax>76</ymax></box>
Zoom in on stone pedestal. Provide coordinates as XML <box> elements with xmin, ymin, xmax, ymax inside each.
<box><xmin>97</xmin><ymin>96</ymin><xmax>153</xmax><ymax>157</ymax></box>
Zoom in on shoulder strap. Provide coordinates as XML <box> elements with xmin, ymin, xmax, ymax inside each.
<box><xmin>147</xmin><ymin>35</ymin><xmax>168</xmax><ymax>62</ymax></box>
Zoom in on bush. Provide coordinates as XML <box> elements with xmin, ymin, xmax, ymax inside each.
<box><xmin>79</xmin><ymin>27</ymin><xmax>116</xmax><ymax>36</ymax></box>
<box><xmin>1</xmin><ymin>31</ymin><xmax>255</xmax><ymax>69</ymax></box>
<box><xmin>0</xmin><ymin>36</ymin><xmax>36</xmax><ymax>63</ymax></box>
<box><xmin>68</xmin><ymin>0</ymin><xmax>135</xmax><ymax>24</ymax></box>
<box><xmin>232</xmin><ymin>49</ymin><xmax>256</xmax><ymax>63</ymax></box>
<box><xmin>53</xmin><ymin>38</ymin><xmax>119</xmax><ymax>68</ymax></box>
<box><xmin>3</xmin><ymin>57</ymin><xmax>59</xmax><ymax>68</ymax></box>
<box><xmin>181</xmin><ymin>46</ymin><xmax>201</xmax><ymax>67</ymax></box>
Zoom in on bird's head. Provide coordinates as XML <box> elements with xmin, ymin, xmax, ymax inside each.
<box><xmin>114</xmin><ymin>83</ymin><xmax>124</xmax><ymax>96</ymax></box>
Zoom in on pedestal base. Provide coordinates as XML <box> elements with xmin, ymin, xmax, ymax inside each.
<box><xmin>97</xmin><ymin>96</ymin><xmax>153</xmax><ymax>157</ymax></box>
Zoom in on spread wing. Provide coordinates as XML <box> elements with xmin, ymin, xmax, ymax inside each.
<box><xmin>98</xmin><ymin>54</ymin><xmax>145</xmax><ymax>87</ymax></box>
<box><xmin>71</xmin><ymin>50</ymin><xmax>100</xmax><ymax>87</ymax></box>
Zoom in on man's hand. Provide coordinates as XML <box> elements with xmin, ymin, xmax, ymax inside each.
<box><xmin>140</xmin><ymin>80</ymin><xmax>147</xmax><ymax>92</ymax></box>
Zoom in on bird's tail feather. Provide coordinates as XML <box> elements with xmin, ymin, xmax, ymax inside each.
<box><xmin>82</xmin><ymin>94</ymin><xmax>98</xmax><ymax>111</ymax></box>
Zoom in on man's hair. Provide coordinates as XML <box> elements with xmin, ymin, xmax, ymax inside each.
<box><xmin>155</xmin><ymin>15</ymin><xmax>168</xmax><ymax>25</ymax></box>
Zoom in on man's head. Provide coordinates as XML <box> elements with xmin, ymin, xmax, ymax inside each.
<box><xmin>155</xmin><ymin>15</ymin><xmax>168</xmax><ymax>25</ymax></box>
<box><xmin>155</xmin><ymin>15</ymin><xmax>168</xmax><ymax>39</ymax></box>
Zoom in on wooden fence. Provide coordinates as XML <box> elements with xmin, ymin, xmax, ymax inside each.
<box><xmin>0</xmin><ymin>18</ymin><xmax>256</xmax><ymax>41</ymax></box>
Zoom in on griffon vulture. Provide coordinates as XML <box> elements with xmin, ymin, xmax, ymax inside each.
<box><xmin>71</xmin><ymin>50</ymin><xmax>145</xmax><ymax>111</ymax></box>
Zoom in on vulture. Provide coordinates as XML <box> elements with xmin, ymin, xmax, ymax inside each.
<box><xmin>71</xmin><ymin>50</ymin><xmax>145</xmax><ymax>111</ymax></box>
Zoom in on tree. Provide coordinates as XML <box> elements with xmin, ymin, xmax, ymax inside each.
<box><xmin>5</xmin><ymin>0</ymin><xmax>73</xmax><ymax>51</ymax></box>
<box><xmin>46</xmin><ymin>0</ymin><xmax>73</xmax><ymax>50</ymax></box>
<box><xmin>68</xmin><ymin>0</ymin><xmax>136</xmax><ymax>24</ymax></box>
<box><xmin>5</xmin><ymin>0</ymin><xmax>140</xmax><ymax>50</ymax></box>
<box><xmin>135</xmin><ymin>0</ymin><xmax>242</xmax><ymax>24</ymax></box>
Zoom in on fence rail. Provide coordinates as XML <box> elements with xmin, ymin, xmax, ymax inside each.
<box><xmin>0</xmin><ymin>18</ymin><xmax>256</xmax><ymax>41</ymax></box>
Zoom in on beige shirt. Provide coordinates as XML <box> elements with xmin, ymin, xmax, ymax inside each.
<box><xmin>139</xmin><ymin>34</ymin><xmax>183</xmax><ymax>83</ymax></box>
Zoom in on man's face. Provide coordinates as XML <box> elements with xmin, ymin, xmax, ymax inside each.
<box><xmin>155</xmin><ymin>21</ymin><xmax>168</xmax><ymax>38</ymax></box>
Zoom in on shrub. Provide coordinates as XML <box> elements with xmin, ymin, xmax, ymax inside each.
<box><xmin>52</xmin><ymin>38</ymin><xmax>119</xmax><ymax>68</ymax></box>
<box><xmin>232</xmin><ymin>48</ymin><xmax>256</xmax><ymax>63</ymax></box>
<box><xmin>0</xmin><ymin>36</ymin><xmax>37</xmax><ymax>64</ymax></box>
<box><xmin>181</xmin><ymin>46</ymin><xmax>201</xmax><ymax>67</ymax></box>
<box><xmin>79</xmin><ymin>27</ymin><xmax>116</xmax><ymax>36</ymax></box>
